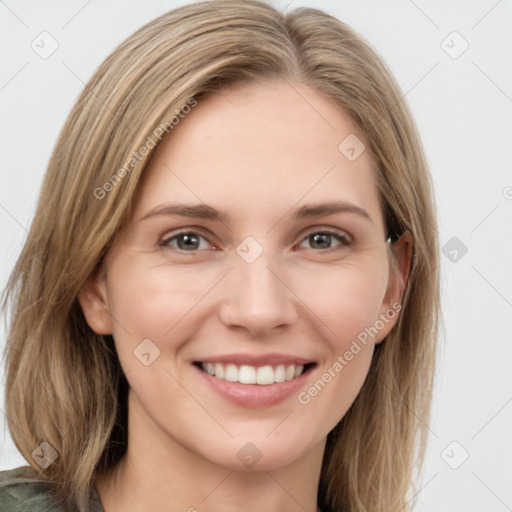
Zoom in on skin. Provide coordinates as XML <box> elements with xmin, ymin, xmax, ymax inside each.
<box><xmin>79</xmin><ymin>80</ymin><xmax>412</xmax><ymax>512</ymax></box>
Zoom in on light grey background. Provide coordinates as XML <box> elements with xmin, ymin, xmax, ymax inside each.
<box><xmin>1</xmin><ymin>1</ymin><xmax>511</xmax><ymax>510</ymax></box>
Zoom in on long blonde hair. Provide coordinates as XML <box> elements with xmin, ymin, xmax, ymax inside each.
<box><xmin>1</xmin><ymin>1</ymin><xmax>439</xmax><ymax>511</ymax></box>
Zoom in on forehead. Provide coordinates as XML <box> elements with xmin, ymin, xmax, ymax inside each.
<box><xmin>131</xmin><ymin>80</ymin><xmax>383</xmax><ymax>228</ymax></box>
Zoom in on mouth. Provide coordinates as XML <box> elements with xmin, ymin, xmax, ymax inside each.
<box><xmin>193</xmin><ymin>361</ymin><xmax>316</xmax><ymax>385</ymax></box>
<box><xmin>191</xmin><ymin>353</ymin><xmax>317</xmax><ymax>408</ymax></box>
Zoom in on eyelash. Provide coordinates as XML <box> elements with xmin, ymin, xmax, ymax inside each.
<box><xmin>159</xmin><ymin>228</ymin><xmax>352</xmax><ymax>253</ymax></box>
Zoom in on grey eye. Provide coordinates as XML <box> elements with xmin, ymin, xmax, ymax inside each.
<box><xmin>299</xmin><ymin>231</ymin><xmax>350</xmax><ymax>250</ymax></box>
<box><xmin>163</xmin><ymin>232</ymin><xmax>209</xmax><ymax>251</ymax></box>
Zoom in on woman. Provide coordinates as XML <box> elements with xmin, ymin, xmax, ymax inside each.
<box><xmin>0</xmin><ymin>1</ymin><xmax>439</xmax><ymax>511</ymax></box>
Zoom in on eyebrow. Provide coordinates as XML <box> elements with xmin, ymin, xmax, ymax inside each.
<box><xmin>139</xmin><ymin>201</ymin><xmax>371</xmax><ymax>224</ymax></box>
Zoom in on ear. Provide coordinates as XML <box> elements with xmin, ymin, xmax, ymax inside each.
<box><xmin>78</xmin><ymin>266</ymin><xmax>113</xmax><ymax>335</ymax></box>
<box><xmin>375</xmin><ymin>231</ymin><xmax>413</xmax><ymax>343</ymax></box>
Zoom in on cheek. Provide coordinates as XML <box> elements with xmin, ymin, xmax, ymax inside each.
<box><xmin>291</xmin><ymin>260</ymin><xmax>387</xmax><ymax>415</ymax></box>
<box><xmin>294</xmin><ymin>258</ymin><xmax>389</xmax><ymax>347</ymax></box>
<box><xmin>108</xmin><ymin>260</ymin><xmax>209</xmax><ymax>335</ymax></box>
<box><xmin>292</xmin><ymin>263</ymin><xmax>386</xmax><ymax>424</ymax></box>
<box><xmin>105</xmin><ymin>262</ymin><xmax>211</xmax><ymax>409</ymax></box>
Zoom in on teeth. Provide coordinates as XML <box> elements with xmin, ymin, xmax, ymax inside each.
<box><xmin>274</xmin><ymin>364</ymin><xmax>286</xmax><ymax>382</ymax></box>
<box><xmin>200</xmin><ymin>362</ymin><xmax>307</xmax><ymax>385</ymax></box>
<box><xmin>239</xmin><ymin>365</ymin><xmax>256</xmax><ymax>384</ymax></box>
<box><xmin>215</xmin><ymin>363</ymin><xmax>224</xmax><ymax>379</ymax></box>
<box><xmin>224</xmin><ymin>364</ymin><xmax>238</xmax><ymax>382</ymax></box>
<box><xmin>256</xmin><ymin>365</ymin><xmax>274</xmax><ymax>385</ymax></box>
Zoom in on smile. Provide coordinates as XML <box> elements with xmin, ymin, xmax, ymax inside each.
<box><xmin>192</xmin><ymin>354</ymin><xmax>317</xmax><ymax>408</ymax></box>
<box><xmin>195</xmin><ymin>362</ymin><xmax>313</xmax><ymax>385</ymax></box>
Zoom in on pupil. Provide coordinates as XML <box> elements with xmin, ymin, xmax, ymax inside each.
<box><xmin>179</xmin><ymin>234</ymin><xmax>199</xmax><ymax>250</ymax></box>
<box><xmin>312</xmin><ymin>233</ymin><xmax>330</xmax><ymax>249</ymax></box>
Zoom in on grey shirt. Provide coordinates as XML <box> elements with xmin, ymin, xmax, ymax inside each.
<box><xmin>0</xmin><ymin>466</ymin><xmax>104</xmax><ymax>512</ymax></box>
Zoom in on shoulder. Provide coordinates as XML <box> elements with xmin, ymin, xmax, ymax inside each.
<box><xmin>0</xmin><ymin>466</ymin><xmax>67</xmax><ymax>512</ymax></box>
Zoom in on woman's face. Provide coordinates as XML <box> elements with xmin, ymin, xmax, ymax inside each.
<box><xmin>80</xmin><ymin>80</ymin><xmax>408</xmax><ymax>471</ymax></box>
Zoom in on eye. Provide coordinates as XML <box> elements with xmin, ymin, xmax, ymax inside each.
<box><xmin>298</xmin><ymin>229</ymin><xmax>352</xmax><ymax>251</ymax></box>
<box><xmin>160</xmin><ymin>231</ymin><xmax>213</xmax><ymax>251</ymax></box>
<box><xmin>159</xmin><ymin>228</ymin><xmax>352</xmax><ymax>253</ymax></box>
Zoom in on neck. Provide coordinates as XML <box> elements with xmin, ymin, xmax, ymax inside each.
<box><xmin>95</xmin><ymin>391</ymin><xmax>325</xmax><ymax>512</ymax></box>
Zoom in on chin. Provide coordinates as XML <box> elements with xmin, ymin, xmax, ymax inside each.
<box><xmin>194</xmin><ymin>431</ymin><xmax>318</xmax><ymax>472</ymax></box>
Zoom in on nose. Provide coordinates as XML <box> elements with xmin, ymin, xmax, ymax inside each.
<box><xmin>218</xmin><ymin>249</ymin><xmax>299</xmax><ymax>337</ymax></box>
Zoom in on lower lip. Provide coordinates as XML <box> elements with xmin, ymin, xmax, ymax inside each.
<box><xmin>193</xmin><ymin>364</ymin><xmax>314</xmax><ymax>408</ymax></box>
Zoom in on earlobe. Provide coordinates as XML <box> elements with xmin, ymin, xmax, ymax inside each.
<box><xmin>77</xmin><ymin>268</ymin><xmax>113</xmax><ymax>335</ymax></box>
<box><xmin>375</xmin><ymin>231</ymin><xmax>413</xmax><ymax>343</ymax></box>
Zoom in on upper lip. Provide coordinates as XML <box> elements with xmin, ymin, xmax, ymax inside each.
<box><xmin>194</xmin><ymin>353</ymin><xmax>315</xmax><ymax>367</ymax></box>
